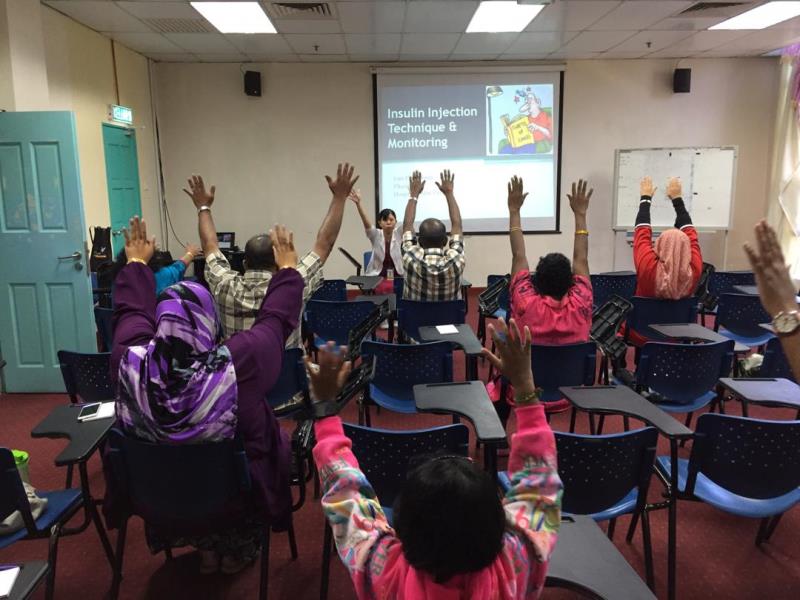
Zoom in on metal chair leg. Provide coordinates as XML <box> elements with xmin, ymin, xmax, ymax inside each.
<box><xmin>597</xmin><ymin>415</ymin><xmax>606</xmax><ymax>434</ymax></box>
<box><xmin>641</xmin><ymin>510</ymin><xmax>655</xmax><ymax>590</ymax></box>
<box><xmin>626</xmin><ymin>512</ymin><xmax>640</xmax><ymax>543</ymax></box>
<box><xmin>45</xmin><ymin>523</ymin><xmax>62</xmax><ymax>600</ymax></box>
<box><xmin>679</xmin><ymin>412</ymin><xmax>694</xmax><ymax>447</ymax></box>
<box><xmin>623</xmin><ymin>416</ymin><xmax>630</xmax><ymax>431</ymax></box>
<box><xmin>320</xmin><ymin>521</ymin><xmax>333</xmax><ymax>600</ymax></box>
<box><xmin>259</xmin><ymin>527</ymin><xmax>271</xmax><ymax>600</ymax></box>
<box><xmin>607</xmin><ymin>518</ymin><xmax>617</xmax><ymax>540</ymax></box>
<box><xmin>755</xmin><ymin>517</ymin><xmax>770</xmax><ymax>546</ymax></box>
<box><xmin>287</xmin><ymin>518</ymin><xmax>299</xmax><ymax>560</ymax></box>
<box><xmin>110</xmin><ymin>518</ymin><xmax>127</xmax><ymax>600</ymax></box>
<box><xmin>765</xmin><ymin>513</ymin><xmax>783</xmax><ymax>541</ymax></box>
<box><xmin>569</xmin><ymin>407</ymin><xmax>577</xmax><ymax>433</ymax></box>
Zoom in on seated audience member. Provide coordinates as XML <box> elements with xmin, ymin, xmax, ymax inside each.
<box><xmin>744</xmin><ymin>220</ymin><xmax>800</xmax><ymax>378</ymax></box>
<box><xmin>350</xmin><ymin>188</ymin><xmax>403</xmax><ymax>295</ymax></box>
<box><xmin>401</xmin><ymin>170</ymin><xmax>466</xmax><ymax>301</ymax></box>
<box><xmin>108</xmin><ymin>243</ymin><xmax>201</xmax><ymax>299</ymax></box>
<box><xmin>185</xmin><ymin>165</ymin><xmax>358</xmax><ymax>344</ymax></box>
<box><xmin>108</xmin><ymin>217</ymin><xmax>303</xmax><ymax>574</ymax></box>
<box><xmin>309</xmin><ymin>319</ymin><xmax>562</xmax><ymax>599</ymax></box>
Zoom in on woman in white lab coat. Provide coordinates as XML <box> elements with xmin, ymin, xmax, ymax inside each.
<box><xmin>350</xmin><ymin>189</ymin><xmax>403</xmax><ymax>295</ymax></box>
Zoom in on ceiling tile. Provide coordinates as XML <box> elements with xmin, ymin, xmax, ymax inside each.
<box><xmin>452</xmin><ymin>33</ymin><xmax>518</xmax><ymax>55</ymax></box>
<box><xmin>345</xmin><ymin>33</ymin><xmax>401</xmax><ymax>54</ymax></box>
<box><xmin>115</xmin><ymin>1</ymin><xmax>198</xmax><ymax>20</ymax></box>
<box><xmin>712</xmin><ymin>29</ymin><xmax>800</xmax><ymax>54</ymax></box>
<box><xmin>194</xmin><ymin>53</ymin><xmax>247</xmax><ymax>63</ymax></box>
<box><xmin>105</xmin><ymin>32</ymin><xmax>182</xmax><ymax>53</ymax></box>
<box><xmin>396</xmin><ymin>54</ymin><xmax>452</xmax><ymax>61</ymax></box>
<box><xmin>243</xmin><ymin>54</ymin><xmax>298</xmax><ymax>62</ymax></box>
<box><xmin>505</xmin><ymin>31</ymin><xmax>576</xmax><ymax>55</ymax></box>
<box><xmin>337</xmin><ymin>1</ymin><xmax>406</xmax><ymax>33</ymax></box>
<box><xmin>610</xmin><ymin>30</ymin><xmax>693</xmax><ymax>53</ymax></box>
<box><xmin>771</xmin><ymin>15</ymin><xmax>800</xmax><ymax>31</ymax></box>
<box><xmin>499</xmin><ymin>52</ymin><xmax>551</xmax><ymax>60</ymax></box>
<box><xmin>450</xmin><ymin>54</ymin><xmax>500</xmax><ymax>61</ymax></box>
<box><xmin>654</xmin><ymin>30</ymin><xmax>751</xmax><ymax>54</ymax></box>
<box><xmin>649</xmin><ymin>16</ymin><xmax>729</xmax><ymax>31</ymax></box>
<box><xmin>285</xmin><ymin>34</ymin><xmax>346</xmax><ymax>54</ymax></box>
<box><xmin>560</xmin><ymin>31</ymin><xmax>636</xmax><ymax>53</ymax></box>
<box><xmin>590</xmin><ymin>1</ymin><xmax>693</xmax><ymax>31</ymax></box>
<box><xmin>400</xmin><ymin>33</ymin><xmax>461</xmax><ymax>55</ymax></box>
<box><xmin>525</xmin><ymin>1</ymin><xmax>621</xmax><ymax>32</ymax></box>
<box><xmin>147</xmin><ymin>53</ymin><xmax>198</xmax><ymax>63</ymax></box>
<box><xmin>274</xmin><ymin>19</ymin><xmax>342</xmax><ymax>34</ymax></box>
<box><xmin>46</xmin><ymin>1</ymin><xmax>151</xmax><ymax>32</ymax></box>
<box><xmin>404</xmin><ymin>1</ymin><xmax>479</xmax><ymax>33</ymax></box>
<box><xmin>349</xmin><ymin>54</ymin><xmax>400</xmax><ymax>63</ymax></box>
<box><xmin>298</xmin><ymin>54</ymin><xmax>348</xmax><ymax>62</ymax></box>
<box><xmin>602</xmin><ymin>50</ymin><xmax>653</xmax><ymax>59</ymax></box>
<box><xmin>549</xmin><ymin>51</ymin><xmax>603</xmax><ymax>60</ymax></box>
<box><xmin>165</xmin><ymin>32</ymin><xmax>240</xmax><ymax>54</ymax></box>
<box><xmin>226</xmin><ymin>33</ymin><xmax>292</xmax><ymax>54</ymax></box>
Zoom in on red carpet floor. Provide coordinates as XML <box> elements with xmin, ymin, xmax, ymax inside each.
<box><xmin>2</xmin><ymin>290</ymin><xmax>799</xmax><ymax>599</ymax></box>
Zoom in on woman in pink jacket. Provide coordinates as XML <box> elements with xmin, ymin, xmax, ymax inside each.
<box><xmin>307</xmin><ymin>319</ymin><xmax>563</xmax><ymax>599</ymax></box>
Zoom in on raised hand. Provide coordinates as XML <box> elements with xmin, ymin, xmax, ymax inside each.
<box><xmin>123</xmin><ymin>216</ymin><xmax>156</xmax><ymax>264</ymax></box>
<box><xmin>304</xmin><ymin>341</ymin><xmax>352</xmax><ymax>403</ymax></box>
<box><xmin>507</xmin><ymin>176</ymin><xmax>528</xmax><ymax>212</ymax></box>
<box><xmin>183</xmin><ymin>175</ymin><xmax>215</xmax><ymax>209</ymax></box>
<box><xmin>640</xmin><ymin>176</ymin><xmax>656</xmax><ymax>198</ymax></box>
<box><xmin>481</xmin><ymin>318</ymin><xmax>535</xmax><ymax>393</ymax></box>
<box><xmin>269</xmin><ymin>224</ymin><xmax>298</xmax><ymax>270</ymax></box>
<box><xmin>744</xmin><ymin>220</ymin><xmax>798</xmax><ymax>317</ymax></box>
<box><xmin>435</xmin><ymin>169</ymin><xmax>455</xmax><ymax>195</ymax></box>
<box><xmin>326</xmin><ymin>163</ymin><xmax>359</xmax><ymax>199</ymax></box>
<box><xmin>184</xmin><ymin>243</ymin><xmax>201</xmax><ymax>258</ymax></box>
<box><xmin>348</xmin><ymin>188</ymin><xmax>362</xmax><ymax>205</ymax></box>
<box><xmin>409</xmin><ymin>170</ymin><xmax>425</xmax><ymax>199</ymax></box>
<box><xmin>567</xmin><ymin>179</ymin><xmax>592</xmax><ymax>217</ymax></box>
<box><xmin>666</xmin><ymin>177</ymin><xmax>682</xmax><ymax>200</ymax></box>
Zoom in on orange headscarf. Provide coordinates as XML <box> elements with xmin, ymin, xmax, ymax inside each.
<box><xmin>654</xmin><ymin>229</ymin><xmax>693</xmax><ymax>299</ymax></box>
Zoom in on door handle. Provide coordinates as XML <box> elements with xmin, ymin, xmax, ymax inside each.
<box><xmin>112</xmin><ymin>229</ymin><xmax>123</xmax><ymax>235</ymax></box>
<box><xmin>57</xmin><ymin>251</ymin><xmax>81</xmax><ymax>261</ymax></box>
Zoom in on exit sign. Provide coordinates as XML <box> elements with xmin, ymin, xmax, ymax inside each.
<box><xmin>110</xmin><ymin>104</ymin><xmax>133</xmax><ymax>124</ymax></box>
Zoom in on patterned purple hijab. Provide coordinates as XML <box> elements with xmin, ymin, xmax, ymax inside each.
<box><xmin>117</xmin><ymin>281</ymin><xmax>238</xmax><ymax>443</ymax></box>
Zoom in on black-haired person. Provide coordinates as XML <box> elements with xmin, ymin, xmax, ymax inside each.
<box><xmin>350</xmin><ymin>189</ymin><xmax>403</xmax><ymax>295</ymax></box>
<box><xmin>107</xmin><ymin>243</ymin><xmax>201</xmax><ymax>300</ymax></box>
<box><xmin>308</xmin><ymin>320</ymin><xmax>561</xmax><ymax>599</ymax></box>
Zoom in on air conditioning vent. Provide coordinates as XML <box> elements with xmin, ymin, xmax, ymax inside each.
<box><xmin>142</xmin><ymin>18</ymin><xmax>214</xmax><ymax>34</ymax></box>
<box><xmin>266</xmin><ymin>2</ymin><xmax>336</xmax><ymax>20</ymax></box>
<box><xmin>679</xmin><ymin>2</ymin><xmax>751</xmax><ymax>15</ymax></box>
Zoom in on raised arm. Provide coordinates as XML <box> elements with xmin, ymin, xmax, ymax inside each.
<box><xmin>745</xmin><ymin>221</ymin><xmax>800</xmax><ymax>379</ymax></box>
<box><xmin>436</xmin><ymin>170</ymin><xmax>462</xmax><ymax>236</ymax></box>
<box><xmin>184</xmin><ymin>175</ymin><xmax>219</xmax><ymax>256</ymax></box>
<box><xmin>633</xmin><ymin>176</ymin><xmax>658</xmax><ymax>275</ymax></box>
<box><xmin>349</xmin><ymin>188</ymin><xmax>373</xmax><ymax>231</ymax></box>
<box><xmin>403</xmin><ymin>170</ymin><xmax>425</xmax><ymax>234</ymax></box>
<box><xmin>313</xmin><ymin>163</ymin><xmax>359</xmax><ymax>263</ymax></box>
<box><xmin>508</xmin><ymin>176</ymin><xmax>529</xmax><ymax>275</ymax></box>
<box><xmin>568</xmin><ymin>179</ymin><xmax>592</xmax><ymax>278</ymax></box>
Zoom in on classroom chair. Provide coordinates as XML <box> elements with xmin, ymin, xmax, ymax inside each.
<box><xmin>310</xmin><ymin>279</ymin><xmax>347</xmax><ymax>302</ymax></box>
<box><xmin>305</xmin><ymin>299</ymin><xmax>376</xmax><ymax>349</ymax></box>
<box><xmin>590</xmin><ymin>272</ymin><xmax>637</xmax><ymax>312</ymax></box>
<box><xmin>396</xmin><ymin>298</ymin><xmax>465</xmax><ymax>342</ymax></box>
<box><xmin>714</xmin><ymin>293</ymin><xmax>774</xmax><ymax>349</ymax></box>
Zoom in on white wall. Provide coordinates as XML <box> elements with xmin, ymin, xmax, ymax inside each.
<box><xmin>154</xmin><ymin>58</ymin><xmax>779</xmax><ymax>283</ymax></box>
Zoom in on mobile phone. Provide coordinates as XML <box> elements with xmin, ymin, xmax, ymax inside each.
<box><xmin>77</xmin><ymin>403</ymin><xmax>101</xmax><ymax>421</ymax></box>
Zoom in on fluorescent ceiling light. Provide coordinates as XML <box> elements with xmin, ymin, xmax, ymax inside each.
<box><xmin>466</xmin><ymin>1</ymin><xmax>545</xmax><ymax>33</ymax></box>
<box><xmin>190</xmin><ymin>2</ymin><xmax>277</xmax><ymax>34</ymax></box>
<box><xmin>710</xmin><ymin>1</ymin><xmax>800</xmax><ymax>30</ymax></box>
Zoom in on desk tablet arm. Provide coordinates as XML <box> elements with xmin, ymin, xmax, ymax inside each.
<box><xmin>591</xmin><ymin>295</ymin><xmax>633</xmax><ymax>363</ymax></box>
<box><xmin>338</xmin><ymin>247</ymin><xmax>363</xmax><ymax>276</ymax></box>
<box><xmin>347</xmin><ymin>301</ymin><xmax>390</xmax><ymax>362</ymax></box>
<box><xmin>478</xmin><ymin>274</ymin><xmax>510</xmax><ymax>316</ymax></box>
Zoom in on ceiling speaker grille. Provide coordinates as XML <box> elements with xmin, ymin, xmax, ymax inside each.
<box><xmin>679</xmin><ymin>2</ymin><xmax>751</xmax><ymax>15</ymax></box>
<box><xmin>266</xmin><ymin>2</ymin><xmax>335</xmax><ymax>19</ymax></box>
<box><xmin>142</xmin><ymin>18</ymin><xmax>214</xmax><ymax>34</ymax></box>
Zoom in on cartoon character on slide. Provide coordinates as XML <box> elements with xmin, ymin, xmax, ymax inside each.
<box><xmin>499</xmin><ymin>88</ymin><xmax>553</xmax><ymax>155</ymax></box>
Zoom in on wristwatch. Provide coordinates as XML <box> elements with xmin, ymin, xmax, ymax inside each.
<box><xmin>311</xmin><ymin>400</ymin><xmax>340</xmax><ymax>420</ymax></box>
<box><xmin>772</xmin><ymin>310</ymin><xmax>800</xmax><ymax>336</ymax></box>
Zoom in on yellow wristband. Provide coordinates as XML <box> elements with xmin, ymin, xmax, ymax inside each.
<box><xmin>128</xmin><ymin>258</ymin><xmax>147</xmax><ymax>265</ymax></box>
<box><xmin>510</xmin><ymin>226</ymin><xmax>522</xmax><ymax>233</ymax></box>
<box><xmin>575</xmin><ymin>229</ymin><xmax>589</xmax><ymax>235</ymax></box>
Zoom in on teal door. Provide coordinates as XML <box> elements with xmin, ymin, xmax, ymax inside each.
<box><xmin>0</xmin><ymin>112</ymin><xmax>96</xmax><ymax>392</ymax></box>
<box><xmin>102</xmin><ymin>123</ymin><xmax>141</xmax><ymax>255</ymax></box>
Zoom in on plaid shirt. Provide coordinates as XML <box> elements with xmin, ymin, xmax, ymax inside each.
<box><xmin>400</xmin><ymin>231</ymin><xmax>465</xmax><ymax>301</ymax></box>
<box><xmin>204</xmin><ymin>249</ymin><xmax>323</xmax><ymax>348</ymax></box>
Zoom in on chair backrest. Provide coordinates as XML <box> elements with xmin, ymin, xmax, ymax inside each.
<box><xmin>361</xmin><ymin>340</ymin><xmax>453</xmax><ymax>399</ymax></box>
<box><xmin>760</xmin><ymin>337</ymin><xmax>796</xmax><ymax>381</ymax></box>
<box><xmin>306</xmin><ymin>300</ymin><xmax>375</xmax><ymax>345</ymax></box>
<box><xmin>57</xmin><ymin>350</ymin><xmax>115</xmax><ymax>404</ymax></box>
<box><xmin>393</xmin><ymin>276</ymin><xmax>404</xmax><ymax>296</ymax></box>
<box><xmin>266</xmin><ymin>349</ymin><xmax>308</xmax><ymax>409</ymax></box>
<box><xmin>107</xmin><ymin>430</ymin><xmax>250</xmax><ymax>528</ymax></box>
<box><xmin>363</xmin><ymin>251</ymin><xmax>372</xmax><ymax>271</ymax></box>
<box><xmin>590</xmin><ymin>273</ymin><xmax>637</xmax><ymax>310</ymax></box>
<box><xmin>486</xmin><ymin>274</ymin><xmax>510</xmax><ymax>312</ymax></box>
<box><xmin>626</xmin><ymin>296</ymin><xmax>697</xmax><ymax>340</ymax></box>
<box><xmin>0</xmin><ymin>448</ymin><xmax>36</xmax><ymax>530</ymax></box>
<box><xmin>555</xmin><ymin>428</ymin><xmax>658</xmax><ymax>515</ymax></box>
<box><xmin>94</xmin><ymin>307</ymin><xmax>114</xmax><ymax>352</ymax></box>
<box><xmin>531</xmin><ymin>342</ymin><xmax>597</xmax><ymax>402</ymax></box>
<box><xmin>715</xmin><ymin>293</ymin><xmax>771</xmax><ymax>338</ymax></box>
<box><xmin>637</xmin><ymin>340</ymin><xmax>734</xmax><ymax>404</ymax></box>
<box><xmin>397</xmin><ymin>299</ymin><xmax>466</xmax><ymax>340</ymax></box>
<box><xmin>687</xmin><ymin>413</ymin><xmax>800</xmax><ymax>499</ymax></box>
<box><xmin>343</xmin><ymin>423</ymin><xmax>469</xmax><ymax>508</ymax></box>
<box><xmin>311</xmin><ymin>279</ymin><xmax>347</xmax><ymax>302</ymax></box>
<box><xmin>708</xmin><ymin>270</ymin><xmax>755</xmax><ymax>297</ymax></box>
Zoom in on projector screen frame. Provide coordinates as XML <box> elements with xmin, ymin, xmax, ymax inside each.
<box><xmin>372</xmin><ymin>67</ymin><xmax>565</xmax><ymax>236</ymax></box>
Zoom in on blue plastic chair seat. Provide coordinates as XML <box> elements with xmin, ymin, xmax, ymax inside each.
<box><xmin>314</xmin><ymin>334</ymin><xmax>349</xmax><ymax>348</ymax></box>
<box><xmin>0</xmin><ymin>488</ymin><xmax>82</xmax><ymax>550</ymax></box>
<box><xmin>654</xmin><ymin>389</ymin><xmax>717</xmax><ymax>414</ymax></box>
<box><xmin>656</xmin><ymin>456</ymin><xmax>800</xmax><ymax>519</ymax></box>
<box><xmin>492</xmin><ymin>308</ymin><xmax>507</xmax><ymax>320</ymax></box>
<box><xmin>717</xmin><ymin>328</ymin><xmax>774</xmax><ymax>349</ymax></box>
<box><xmin>369</xmin><ymin>383</ymin><xmax>417</xmax><ymax>414</ymax></box>
<box><xmin>381</xmin><ymin>506</ymin><xmax>393</xmax><ymax>526</ymax></box>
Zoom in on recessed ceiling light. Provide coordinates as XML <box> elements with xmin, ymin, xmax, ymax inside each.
<box><xmin>190</xmin><ymin>2</ymin><xmax>277</xmax><ymax>34</ymax></box>
<box><xmin>466</xmin><ymin>1</ymin><xmax>545</xmax><ymax>33</ymax></box>
<box><xmin>710</xmin><ymin>1</ymin><xmax>800</xmax><ymax>30</ymax></box>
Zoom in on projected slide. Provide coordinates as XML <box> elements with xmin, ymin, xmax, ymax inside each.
<box><xmin>376</xmin><ymin>71</ymin><xmax>562</xmax><ymax>233</ymax></box>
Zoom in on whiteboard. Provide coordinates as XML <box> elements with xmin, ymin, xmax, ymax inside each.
<box><xmin>613</xmin><ymin>146</ymin><xmax>737</xmax><ymax>230</ymax></box>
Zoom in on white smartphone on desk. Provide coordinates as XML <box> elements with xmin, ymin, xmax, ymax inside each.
<box><xmin>77</xmin><ymin>403</ymin><xmax>101</xmax><ymax>421</ymax></box>
<box><xmin>77</xmin><ymin>402</ymin><xmax>115</xmax><ymax>422</ymax></box>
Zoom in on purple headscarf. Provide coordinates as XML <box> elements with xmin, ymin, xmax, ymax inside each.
<box><xmin>116</xmin><ymin>281</ymin><xmax>238</xmax><ymax>443</ymax></box>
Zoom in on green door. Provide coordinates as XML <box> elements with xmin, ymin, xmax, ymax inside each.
<box><xmin>102</xmin><ymin>123</ymin><xmax>141</xmax><ymax>255</ymax></box>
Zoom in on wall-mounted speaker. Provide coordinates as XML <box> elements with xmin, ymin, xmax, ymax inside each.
<box><xmin>673</xmin><ymin>68</ymin><xmax>691</xmax><ymax>94</ymax></box>
<box><xmin>244</xmin><ymin>70</ymin><xmax>261</xmax><ymax>97</ymax></box>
